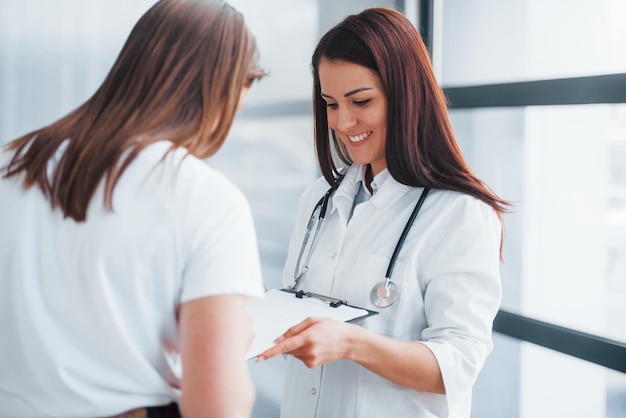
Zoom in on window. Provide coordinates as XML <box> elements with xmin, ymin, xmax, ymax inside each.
<box><xmin>438</xmin><ymin>0</ymin><xmax>626</xmax><ymax>416</ymax></box>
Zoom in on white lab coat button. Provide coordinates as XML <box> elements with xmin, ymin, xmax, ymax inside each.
<box><xmin>311</xmin><ymin>388</ymin><xmax>317</xmax><ymax>395</ymax></box>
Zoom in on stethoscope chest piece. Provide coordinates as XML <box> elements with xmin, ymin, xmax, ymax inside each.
<box><xmin>368</xmin><ymin>187</ymin><xmax>430</xmax><ymax>309</ymax></box>
<box><xmin>370</xmin><ymin>281</ymin><xmax>398</xmax><ymax>308</ymax></box>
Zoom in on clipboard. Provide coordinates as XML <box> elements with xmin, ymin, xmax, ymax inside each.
<box><xmin>245</xmin><ymin>288</ymin><xmax>378</xmax><ymax>360</ymax></box>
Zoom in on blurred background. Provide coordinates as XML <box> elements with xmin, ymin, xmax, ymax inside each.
<box><xmin>1</xmin><ymin>0</ymin><xmax>625</xmax><ymax>417</ymax></box>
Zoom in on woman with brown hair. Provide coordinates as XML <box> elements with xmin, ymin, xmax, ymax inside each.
<box><xmin>0</xmin><ymin>1</ymin><xmax>264</xmax><ymax>417</ymax></box>
<box><xmin>258</xmin><ymin>7</ymin><xmax>508</xmax><ymax>418</ymax></box>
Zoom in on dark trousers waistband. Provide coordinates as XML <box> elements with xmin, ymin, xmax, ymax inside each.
<box><xmin>110</xmin><ymin>403</ymin><xmax>181</xmax><ymax>418</ymax></box>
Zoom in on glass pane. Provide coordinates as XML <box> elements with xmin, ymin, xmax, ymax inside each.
<box><xmin>209</xmin><ymin>115</ymin><xmax>319</xmax><ymax>290</ymax></box>
<box><xmin>450</xmin><ymin>104</ymin><xmax>626</xmax><ymax>344</ymax></box>
<box><xmin>228</xmin><ymin>0</ymin><xmax>319</xmax><ymax>106</ymax></box>
<box><xmin>474</xmin><ymin>334</ymin><xmax>626</xmax><ymax>418</ymax></box>
<box><xmin>440</xmin><ymin>0</ymin><xmax>626</xmax><ymax>86</ymax></box>
<box><xmin>0</xmin><ymin>0</ymin><xmax>155</xmax><ymax>143</ymax></box>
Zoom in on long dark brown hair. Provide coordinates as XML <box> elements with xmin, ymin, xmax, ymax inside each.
<box><xmin>2</xmin><ymin>0</ymin><xmax>264</xmax><ymax>222</ymax></box>
<box><xmin>311</xmin><ymin>8</ymin><xmax>509</xmax><ymax>220</ymax></box>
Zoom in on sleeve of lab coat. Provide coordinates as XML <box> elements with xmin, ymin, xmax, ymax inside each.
<box><xmin>412</xmin><ymin>196</ymin><xmax>502</xmax><ymax>417</ymax></box>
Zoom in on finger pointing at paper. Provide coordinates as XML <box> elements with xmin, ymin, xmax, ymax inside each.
<box><xmin>256</xmin><ymin>317</ymin><xmax>362</xmax><ymax>368</ymax></box>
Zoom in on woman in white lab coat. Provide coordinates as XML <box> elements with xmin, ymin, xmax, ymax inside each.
<box><xmin>257</xmin><ymin>7</ymin><xmax>509</xmax><ymax>418</ymax></box>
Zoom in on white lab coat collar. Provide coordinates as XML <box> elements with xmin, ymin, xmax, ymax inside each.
<box><xmin>357</xmin><ymin>166</ymin><xmax>390</xmax><ymax>197</ymax></box>
<box><xmin>330</xmin><ymin>164</ymin><xmax>412</xmax><ymax>219</ymax></box>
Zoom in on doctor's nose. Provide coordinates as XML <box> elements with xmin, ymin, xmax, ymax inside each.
<box><xmin>335</xmin><ymin>108</ymin><xmax>357</xmax><ymax>132</ymax></box>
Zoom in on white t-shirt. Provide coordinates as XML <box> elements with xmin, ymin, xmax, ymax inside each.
<box><xmin>0</xmin><ymin>141</ymin><xmax>265</xmax><ymax>417</ymax></box>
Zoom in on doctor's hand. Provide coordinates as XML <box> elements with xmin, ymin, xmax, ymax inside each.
<box><xmin>256</xmin><ymin>317</ymin><xmax>361</xmax><ymax>368</ymax></box>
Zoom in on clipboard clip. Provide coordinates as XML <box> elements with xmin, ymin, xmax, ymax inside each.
<box><xmin>284</xmin><ymin>289</ymin><xmax>347</xmax><ymax>308</ymax></box>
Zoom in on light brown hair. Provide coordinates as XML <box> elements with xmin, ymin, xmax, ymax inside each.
<box><xmin>2</xmin><ymin>0</ymin><xmax>264</xmax><ymax>221</ymax></box>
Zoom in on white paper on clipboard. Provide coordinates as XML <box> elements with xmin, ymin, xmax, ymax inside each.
<box><xmin>245</xmin><ymin>288</ymin><xmax>377</xmax><ymax>360</ymax></box>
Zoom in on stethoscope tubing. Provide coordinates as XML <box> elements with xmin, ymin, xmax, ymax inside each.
<box><xmin>292</xmin><ymin>188</ymin><xmax>335</xmax><ymax>289</ymax></box>
<box><xmin>292</xmin><ymin>184</ymin><xmax>429</xmax><ymax>308</ymax></box>
<box><xmin>384</xmin><ymin>187</ymin><xmax>430</xmax><ymax>284</ymax></box>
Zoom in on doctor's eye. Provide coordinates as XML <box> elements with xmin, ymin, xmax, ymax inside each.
<box><xmin>326</xmin><ymin>102</ymin><xmax>338</xmax><ymax>110</ymax></box>
<box><xmin>354</xmin><ymin>99</ymin><xmax>371</xmax><ymax>107</ymax></box>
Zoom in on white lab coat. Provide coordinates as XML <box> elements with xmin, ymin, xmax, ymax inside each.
<box><xmin>280</xmin><ymin>164</ymin><xmax>502</xmax><ymax>418</ymax></box>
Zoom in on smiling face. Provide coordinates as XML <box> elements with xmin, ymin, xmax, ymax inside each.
<box><xmin>318</xmin><ymin>58</ymin><xmax>388</xmax><ymax>176</ymax></box>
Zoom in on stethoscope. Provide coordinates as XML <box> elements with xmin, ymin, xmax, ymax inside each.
<box><xmin>291</xmin><ymin>185</ymin><xmax>430</xmax><ymax>308</ymax></box>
